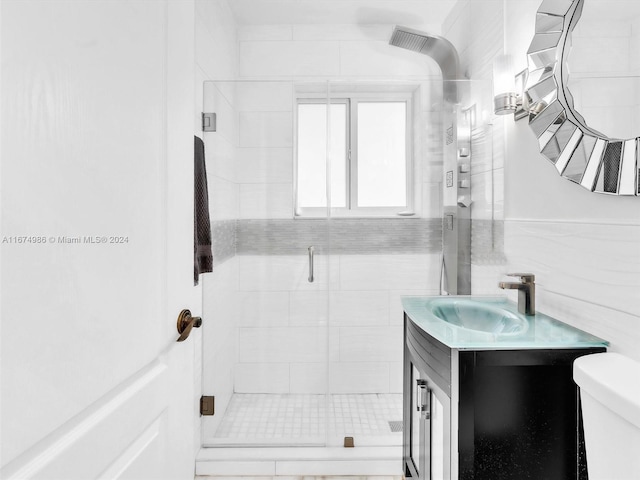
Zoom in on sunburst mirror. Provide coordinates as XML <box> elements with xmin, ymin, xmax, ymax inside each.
<box><xmin>524</xmin><ymin>0</ymin><xmax>639</xmax><ymax>196</ymax></box>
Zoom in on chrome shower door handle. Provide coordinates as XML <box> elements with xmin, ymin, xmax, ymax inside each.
<box><xmin>308</xmin><ymin>246</ymin><xmax>314</xmax><ymax>283</ymax></box>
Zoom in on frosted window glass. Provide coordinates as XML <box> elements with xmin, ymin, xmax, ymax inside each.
<box><xmin>297</xmin><ymin>103</ymin><xmax>347</xmax><ymax>208</ymax></box>
<box><xmin>357</xmin><ymin>102</ymin><xmax>407</xmax><ymax>207</ymax></box>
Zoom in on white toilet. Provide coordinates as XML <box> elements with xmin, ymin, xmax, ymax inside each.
<box><xmin>574</xmin><ymin>353</ymin><xmax>640</xmax><ymax>480</ymax></box>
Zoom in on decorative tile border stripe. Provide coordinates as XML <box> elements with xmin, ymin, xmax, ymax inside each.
<box><xmin>211</xmin><ymin>217</ymin><xmax>497</xmax><ymax>265</ymax></box>
<box><xmin>236</xmin><ymin>218</ymin><xmax>442</xmax><ymax>255</ymax></box>
<box><xmin>211</xmin><ymin>219</ymin><xmax>237</xmax><ymax>266</ymax></box>
<box><xmin>471</xmin><ymin>219</ymin><xmax>506</xmax><ymax>265</ymax></box>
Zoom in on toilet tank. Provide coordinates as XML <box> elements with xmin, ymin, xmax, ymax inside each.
<box><xmin>574</xmin><ymin>353</ymin><xmax>640</xmax><ymax>480</ymax></box>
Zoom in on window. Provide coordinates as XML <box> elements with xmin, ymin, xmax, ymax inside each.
<box><xmin>295</xmin><ymin>93</ymin><xmax>412</xmax><ymax>217</ymax></box>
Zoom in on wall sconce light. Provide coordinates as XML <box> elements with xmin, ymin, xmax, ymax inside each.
<box><xmin>493</xmin><ymin>55</ymin><xmax>529</xmax><ymax>120</ymax></box>
<box><xmin>493</xmin><ymin>55</ymin><xmax>517</xmax><ymax>115</ymax></box>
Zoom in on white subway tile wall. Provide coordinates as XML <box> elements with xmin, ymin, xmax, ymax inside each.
<box><xmin>237</xmin><ymin>25</ymin><xmax>293</xmax><ymax>42</ymax></box>
<box><xmin>292</xmin><ymin>25</ymin><xmax>395</xmax><ymax>42</ymax></box>
<box><xmin>239</xmin><ymin>112</ymin><xmax>293</xmax><ymax>148</ymax></box>
<box><xmin>239</xmin><ymin>42</ymin><xmax>341</xmax><ymax>78</ymax></box>
<box><xmin>338</xmin><ymin>254</ymin><xmax>438</xmax><ymax>291</ymax></box>
<box><xmin>238</xmin><ymin>290</ymin><xmax>290</xmax><ymax>327</ymax></box>
<box><xmin>338</xmin><ymin>42</ymin><xmax>438</xmax><ymax>78</ymax></box>
<box><xmin>237</xmin><ymin>255</ymin><xmax>338</xmax><ymax>292</ymax></box>
<box><xmin>232</xmin><ymin>253</ymin><xmax>438</xmax><ymax>395</ymax></box>
<box><xmin>290</xmin><ymin>363</ymin><xmax>328</xmax><ymax>394</ymax></box>
<box><xmin>234</xmin><ymin>363</ymin><xmax>291</xmax><ymax>394</ymax></box>
<box><xmin>328</xmin><ymin>291</ymin><xmax>389</xmax><ymax>326</ymax></box>
<box><xmin>239</xmin><ymin>184</ymin><xmax>294</xmax><ymax>219</ymax></box>
<box><xmin>236</xmin><ymin>147</ymin><xmax>293</xmax><ymax>184</ymax></box>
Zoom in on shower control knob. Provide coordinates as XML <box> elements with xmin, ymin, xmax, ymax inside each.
<box><xmin>457</xmin><ymin>196</ymin><xmax>471</xmax><ymax>208</ymax></box>
<box><xmin>459</xmin><ymin>164</ymin><xmax>470</xmax><ymax>173</ymax></box>
<box><xmin>459</xmin><ymin>179</ymin><xmax>470</xmax><ymax>188</ymax></box>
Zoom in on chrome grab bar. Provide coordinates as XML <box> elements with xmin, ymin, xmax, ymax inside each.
<box><xmin>308</xmin><ymin>246</ymin><xmax>314</xmax><ymax>283</ymax></box>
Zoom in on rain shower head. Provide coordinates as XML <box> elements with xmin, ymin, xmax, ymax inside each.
<box><xmin>389</xmin><ymin>26</ymin><xmax>461</xmax><ymax>103</ymax></box>
<box><xmin>389</xmin><ymin>26</ymin><xmax>436</xmax><ymax>53</ymax></box>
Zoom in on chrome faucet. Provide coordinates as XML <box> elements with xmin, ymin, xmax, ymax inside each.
<box><xmin>499</xmin><ymin>273</ymin><xmax>535</xmax><ymax>315</ymax></box>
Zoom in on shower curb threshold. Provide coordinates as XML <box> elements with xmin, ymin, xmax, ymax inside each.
<box><xmin>196</xmin><ymin>446</ymin><xmax>403</xmax><ymax>476</ymax></box>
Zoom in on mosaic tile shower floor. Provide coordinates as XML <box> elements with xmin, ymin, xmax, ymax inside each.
<box><xmin>214</xmin><ymin>393</ymin><xmax>403</xmax><ymax>442</ymax></box>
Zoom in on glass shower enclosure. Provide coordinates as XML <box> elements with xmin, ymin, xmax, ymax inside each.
<box><xmin>200</xmin><ymin>78</ymin><xmax>441</xmax><ymax>448</ymax></box>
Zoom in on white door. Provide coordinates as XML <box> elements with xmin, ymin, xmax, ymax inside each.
<box><xmin>1</xmin><ymin>1</ymin><xmax>198</xmax><ymax>479</ymax></box>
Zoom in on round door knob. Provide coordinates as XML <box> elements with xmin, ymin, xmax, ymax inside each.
<box><xmin>176</xmin><ymin>309</ymin><xmax>202</xmax><ymax>342</ymax></box>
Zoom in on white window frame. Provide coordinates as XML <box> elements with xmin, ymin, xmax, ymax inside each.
<box><xmin>294</xmin><ymin>91</ymin><xmax>414</xmax><ymax>218</ymax></box>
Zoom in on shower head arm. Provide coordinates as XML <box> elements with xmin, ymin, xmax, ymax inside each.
<box><xmin>389</xmin><ymin>26</ymin><xmax>462</xmax><ymax>103</ymax></box>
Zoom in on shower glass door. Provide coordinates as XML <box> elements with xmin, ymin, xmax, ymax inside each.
<box><xmin>201</xmin><ymin>80</ymin><xmax>331</xmax><ymax>446</ymax></box>
<box><xmin>322</xmin><ymin>79</ymin><xmax>436</xmax><ymax>448</ymax></box>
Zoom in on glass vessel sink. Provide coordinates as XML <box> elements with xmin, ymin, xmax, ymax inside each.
<box><xmin>428</xmin><ymin>297</ymin><xmax>529</xmax><ymax>336</ymax></box>
<box><xmin>402</xmin><ymin>296</ymin><xmax>609</xmax><ymax>350</ymax></box>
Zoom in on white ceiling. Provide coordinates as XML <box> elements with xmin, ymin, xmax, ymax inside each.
<box><xmin>227</xmin><ymin>0</ymin><xmax>458</xmax><ymax>26</ymax></box>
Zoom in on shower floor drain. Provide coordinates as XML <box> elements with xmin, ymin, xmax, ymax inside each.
<box><xmin>388</xmin><ymin>420</ymin><xmax>403</xmax><ymax>433</ymax></box>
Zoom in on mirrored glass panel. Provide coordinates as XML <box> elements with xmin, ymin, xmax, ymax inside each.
<box><xmin>563</xmin><ymin>134</ymin><xmax>597</xmax><ymax>183</ymax></box>
<box><xmin>595</xmin><ymin>141</ymin><xmax>622</xmax><ymax>193</ymax></box>
<box><xmin>523</xmin><ymin>0</ymin><xmax>640</xmax><ymax>196</ymax></box>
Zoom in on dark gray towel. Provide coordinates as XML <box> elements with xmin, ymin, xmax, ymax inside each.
<box><xmin>194</xmin><ymin>136</ymin><xmax>213</xmax><ymax>285</ymax></box>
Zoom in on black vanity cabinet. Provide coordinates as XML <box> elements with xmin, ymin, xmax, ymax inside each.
<box><xmin>403</xmin><ymin>314</ymin><xmax>606</xmax><ymax>480</ymax></box>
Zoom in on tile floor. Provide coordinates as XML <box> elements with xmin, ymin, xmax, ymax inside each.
<box><xmin>213</xmin><ymin>393</ymin><xmax>403</xmax><ymax>442</ymax></box>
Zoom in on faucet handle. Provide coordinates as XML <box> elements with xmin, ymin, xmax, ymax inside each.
<box><xmin>506</xmin><ymin>273</ymin><xmax>535</xmax><ymax>283</ymax></box>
